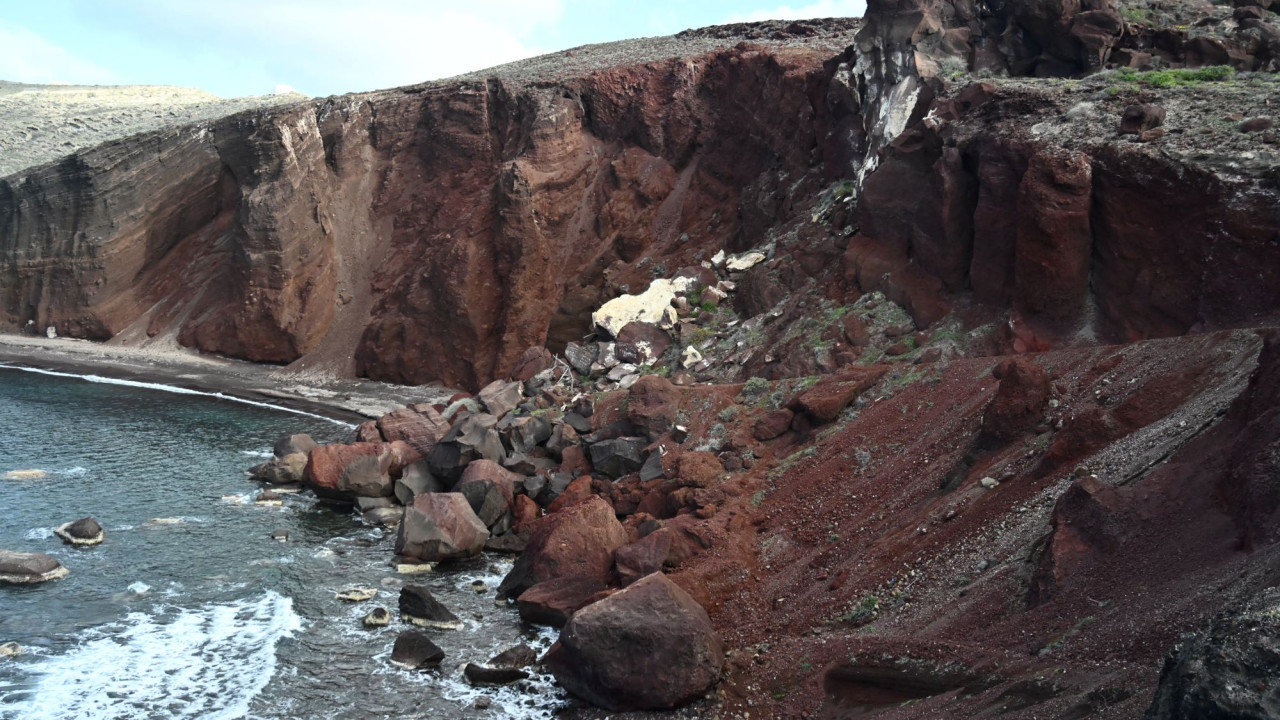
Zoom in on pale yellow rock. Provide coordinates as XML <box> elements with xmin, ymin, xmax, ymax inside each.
<box><xmin>592</xmin><ymin>278</ymin><xmax>695</xmax><ymax>337</ymax></box>
<box><xmin>726</xmin><ymin>251</ymin><xmax>766</xmax><ymax>272</ymax></box>
<box><xmin>4</xmin><ymin>470</ymin><xmax>48</xmax><ymax>480</ymax></box>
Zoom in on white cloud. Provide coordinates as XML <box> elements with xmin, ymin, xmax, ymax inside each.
<box><xmin>0</xmin><ymin>20</ymin><xmax>118</xmax><ymax>85</ymax></box>
<box><xmin>728</xmin><ymin>0</ymin><xmax>867</xmax><ymax>23</ymax></box>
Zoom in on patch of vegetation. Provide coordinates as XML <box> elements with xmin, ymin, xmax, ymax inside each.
<box><xmin>1115</xmin><ymin>65</ymin><xmax>1234</xmax><ymax>88</ymax></box>
<box><xmin>717</xmin><ymin>405</ymin><xmax>740</xmax><ymax>422</ymax></box>
<box><xmin>837</xmin><ymin>595</ymin><xmax>880</xmax><ymax>626</ymax></box>
<box><xmin>751</xmin><ymin>489</ymin><xmax>768</xmax><ymax>506</ymax></box>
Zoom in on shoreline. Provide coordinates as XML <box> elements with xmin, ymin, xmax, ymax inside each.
<box><xmin>0</xmin><ymin>333</ymin><xmax>454</xmax><ymax>424</ymax></box>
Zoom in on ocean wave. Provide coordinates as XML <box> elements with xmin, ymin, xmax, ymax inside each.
<box><xmin>0</xmin><ymin>591</ymin><xmax>301</xmax><ymax>720</ymax></box>
<box><xmin>0</xmin><ymin>364</ymin><xmax>354</xmax><ymax>428</ymax></box>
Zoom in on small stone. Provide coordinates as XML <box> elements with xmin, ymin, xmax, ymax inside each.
<box><xmin>362</xmin><ymin>607</ymin><xmax>391</xmax><ymax>627</ymax></box>
<box><xmin>336</xmin><ymin>586</ymin><xmax>378</xmax><ymax>602</ymax></box>
<box><xmin>471</xmin><ymin>580</ymin><xmax>487</xmax><ymax>594</ymax></box>
<box><xmin>979</xmin><ymin>477</ymin><xmax>999</xmax><ymax>489</ymax></box>
<box><xmin>0</xmin><ymin>642</ymin><xmax>22</xmax><ymax>658</ymax></box>
<box><xmin>270</xmin><ymin>529</ymin><xmax>290</xmax><ymax>542</ymax></box>
<box><xmin>474</xmin><ymin>697</ymin><xmax>492</xmax><ymax>710</ymax></box>
<box><xmin>1240</xmin><ymin>117</ymin><xmax>1274</xmax><ymax>133</ymax></box>
<box><xmin>54</xmin><ymin>517</ymin><xmax>104</xmax><ymax>546</ymax></box>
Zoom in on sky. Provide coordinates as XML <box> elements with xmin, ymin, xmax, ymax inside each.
<box><xmin>0</xmin><ymin>0</ymin><xmax>867</xmax><ymax>98</ymax></box>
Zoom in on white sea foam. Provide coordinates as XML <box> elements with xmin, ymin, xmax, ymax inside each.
<box><xmin>0</xmin><ymin>592</ymin><xmax>301</xmax><ymax>720</ymax></box>
<box><xmin>56</xmin><ymin>466</ymin><xmax>89</xmax><ymax>477</ymax></box>
<box><xmin>127</xmin><ymin>581</ymin><xmax>151</xmax><ymax>595</ymax></box>
<box><xmin>240</xmin><ymin>449</ymin><xmax>274</xmax><ymax>459</ymax></box>
<box><xmin>0</xmin><ymin>364</ymin><xmax>353</xmax><ymax>427</ymax></box>
<box><xmin>23</xmin><ymin>527</ymin><xmax>53</xmax><ymax>540</ymax></box>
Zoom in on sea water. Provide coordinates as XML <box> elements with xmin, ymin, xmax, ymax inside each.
<box><xmin>0</xmin><ymin>366</ymin><xmax>563</xmax><ymax>719</ymax></box>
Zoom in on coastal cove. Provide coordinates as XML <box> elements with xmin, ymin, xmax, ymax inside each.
<box><xmin>0</xmin><ymin>364</ymin><xmax>564</xmax><ymax>719</ymax></box>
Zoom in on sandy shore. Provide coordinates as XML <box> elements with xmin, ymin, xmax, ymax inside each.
<box><xmin>0</xmin><ymin>333</ymin><xmax>454</xmax><ymax>422</ymax></box>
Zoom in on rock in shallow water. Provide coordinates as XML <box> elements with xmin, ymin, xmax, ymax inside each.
<box><xmin>390</xmin><ymin>630</ymin><xmax>445</xmax><ymax>669</ymax></box>
<box><xmin>395</xmin><ymin>492</ymin><xmax>489</xmax><ymax>563</ymax></box>
<box><xmin>362</xmin><ymin>607</ymin><xmax>391</xmax><ymax>627</ymax></box>
<box><xmin>399</xmin><ymin>585</ymin><xmax>462</xmax><ymax>629</ymax></box>
<box><xmin>0</xmin><ymin>549</ymin><xmax>69</xmax><ymax>584</ymax></box>
<box><xmin>54</xmin><ymin>517</ymin><xmax>104</xmax><ymax>546</ymax></box>
<box><xmin>546</xmin><ymin>573</ymin><xmax>723</xmax><ymax>711</ymax></box>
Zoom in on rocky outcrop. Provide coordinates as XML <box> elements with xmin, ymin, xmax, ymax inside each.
<box><xmin>53</xmin><ymin>517</ymin><xmax>104</xmax><ymax>546</ymax></box>
<box><xmin>545</xmin><ymin>573</ymin><xmax>724</xmax><ymax>711</ymax></box>
<box><xmin>0</xmin><ymin>549</ymin><xmax>68</xmax><ymax>584</ymax></box>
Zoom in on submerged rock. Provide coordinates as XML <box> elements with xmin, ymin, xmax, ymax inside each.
<box><xmin>53</xmin><ymin>517</ymin><xmax>104</xmax><ymax>546</ymax></box>
<box><xmin>362</xmin><ymin>607</ymin><xmax>391</xmax><ymax>627</ymax></box>
<box><xmin>0</xmin><ymin>549</ymin><xmax>69</xmax><ymax>584</ymax></box>
<box><xmin>390</xmin><ymin>630</ymin><xmax>445</xmax><ymax>669</ymax></box>
<box><xmin>546</xmin><ymin>573</ymin><xmax>723</xmax><ymax>711</ymax></box>
<box><xmin>335</xmin><ymin>586</ymin><xmax>377</xmax><ymax>602</ymax></box>
<box><xmin>0</xmin><ymin>642</ymin><xmax>22</xmax><ymax>658</ymax></box>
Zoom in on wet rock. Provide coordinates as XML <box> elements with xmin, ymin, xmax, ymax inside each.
<box><xmin>251</xmin><ymin>453</ymin><xmax>308</xmax><ymax>485</ymax></box>
<box><xmin>464</xmin><ymin>662</ymin><xmax>530</xmax><ymax>685</ymax></box>
<box><xmin>54</xmin><ymin>517</ymin><xmax>103</xmax><ymax>546</ymax></box>
<box><xmin>399</xmin><ymin>585</ymin><xmax>462</xmax><ymax>629</ymax></box>
<box><xmin>615</xmin><ymin>528</ymin><xmax>672</xmax><ymax>587</ymax></box>
<box><xmin>363</xmin><ymin>506</ymin><xmax>405</xmax><ymax>526</ymax></box>
<box><xmin>362</xmin><ymin>607</ymin><xmax>391</xmax><ymax>627</ymax></box>
<box><xmin>545</xmin><ymin>573</ymin><xmax>723</xmax><ymax>711</ymax></box>
<box><xmin>336</xmin><ymin>586</ymin><xmax>378</xmax><ymax>602</ymax></box>
<box><xmin>390</xmin><ymin>630</ymin><xmax>445</xmax><ymax>669</ymax></box>
<box><xmin>256</xmin><ymin>490</ymin><xmax>284</xmax><ymax>506</ymax></box>
<box><xmin>270</xmin><ymin>529</ymin><xmax>290</xmax><ymax>542</ymax></box>
<box><xmin>304</xmin><ymin>442</ymin><xmax>395</xmax><ymax>499</ymax></box>
<box><xmin>517</xmin><ymin>576</ymin><xmax>609</xmax><ymax>627</ymax></box>
<box><xmin>0</xmin><ymin>642</ymin><xmax>21</xmax><ymax>658</ymax></box>
<box><xmin>1144</xmin><ymin>587</ymin><xmax>1280</xmax><ymax>720</ymax></box>
<box><xmin>273</xmin><ymin>433</ymin><xmax>318</xmax><ymax>458</ymax></box>
<box><xmin>454</xmin><ymin>460</ymin><xmax>518</xmax><ymax>532</ymax></box>
<box><xmin>588</xmin><ymin>437</ymin><xmax>648</xmax><ymax>478</ymax></box>
<box><xmin>1120</xmin><ymin>104</ymin><xmax>1165</xmax><ymax>135</ymax></box>
<box><xmin>478</xmin><ymin>379</ymin><xmax>523</xmax><ymax>419</ymax></box>
<box><xmin>497</xmin><ymin>496</ymin><xmax>628</xmax><ymax>599</ymax></box>
<box><xmin>0</xmin><ymin>549</ymin><xmax>68</xmax><ymax>584</ymax></box>
<box><xmin>490</xmin><ymin>644</ymin><xmax>538</xmax><ymax>668</ymax></box>
<box><xmin>376</xmin><ymin>406</ymin><xmax>450</xmax><ymax>456</ymax></box>
<box><xmin>627</xmin><ymin>375</ymin><xmax>680</xmax><ymax>441</ymax></box>
<box><xmin>395</xmin><ymin>492</ymin><xmax>489</xmax><ymax>563</ymax></box>
<box><xmin>981</xmin><ymin>358</ymin><xmax>1051</xmax><ymax>443</ymax></box>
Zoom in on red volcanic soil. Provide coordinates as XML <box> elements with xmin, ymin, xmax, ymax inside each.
<box><xmin>654</xmin><ymin>329</ymin><xmax>1277</xmax><ymax>718</ymax></box>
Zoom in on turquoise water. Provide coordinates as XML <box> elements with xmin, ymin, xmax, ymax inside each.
<box><xmin>0</xmin><ymin>367</ymin><xmax>561</xmax><ymax>720</ymax></box>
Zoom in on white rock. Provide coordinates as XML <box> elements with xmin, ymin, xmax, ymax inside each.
<box><xmin>711</xmin><ymin>250</ymin><xmax>726</xmax><ymax>267</ymax></box>
<box><xmin>592</xmin><ymin>279</ymin><xmax>695</xmax><ymax>338</ymax></box>
<box><xmin>45</xmin><ymin>326</ymin><xmax>57</xmax><ymax>339</ymax></box>
<box><xmin>682</xmin><ymin>346</ymin><xmax>703</xmax><ymax>369</ymax></box>
<box><xmin>979</xmin><ymin>477</ymin><xmax>999</xmax><ymax>489</ymax></box>
<box><xmin>726</xmin><ymin>251</ymin><xmax>766</xmax><ymax>272</ymax></box>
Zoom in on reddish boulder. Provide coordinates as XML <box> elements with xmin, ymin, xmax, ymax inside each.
<box><xmin>1120</xmin><ymin>104</ymin><xmax>1166</xmax><ymax>135</ymax></box>
<box><xmin>395</xmin><ymin>492</ymin><xmax>489</xmax><ymax>563</ymax></box>
<box><xmin>626</xmin><ymin>375</ymin><xmax>681</xmax><ymax>441</ymax></box>
<box><xmin>516</xmin><ymin>576</ymin><xmax>610</xmax><ymax>627</ymax></box>
<box><xmin>614</xmin><ymin>528</ymin><xmax>672</xmax><ymax>586</ymax></box>
<box><xmin>377</xmin><ymin>406</ymin><xmax>450</xmax><ymax>456</ymax></box>
<box><xmin>478</xmin><ymin>379</ymin><xmax>523</xmax><ymax>419</ymax></box>
<box><xmin>497</xmin><ymin>496</ymin><xmax>628</xmax><ymax>599</ymax></box>
<box><xmin>981</xmin><ymin>358</ymin><xmax>1050</xmax><ymax>442</ymax></box>
<box><xmin>353</xmin><ymin>421</ymin><xmax>382</xmax><ymax>443</ymax></box>
<box><xmin>546</xmin><ymin>475</ymin><xmax>594</xmax><ymax>514</ymax></box>
<box><xmin>617</xmin><ymin>322</ymin><xmax>672</xmax><ymax>363</ymax></box>
<box><xmin>753</xmin><ymin>409</ymin><xmax>795</xmax><ymax>441</ymax></box>
<box><xmin>509</xmin><ymin>346</ymin><xmax>554</xmax><ymax>382</ymax></box>
<box><xmin>545</xmin><ymin>573</ymin><xmax>724</xmax><ymax>711</ymax></box>
<box><xmin>304</xmin><ymin>443</ymin><xmax>394</xmax><ymax>499</ymax></box>
<box><xmin>789</xmin><ymin>367</ymin><xmax>885</xmax><ymax>424</ymax></box>
<box><xmin>676</xmin><ymin>451</ymin><xmax>723</xmax><ymax>488</ymax></box>
<box><xmin>513</xmin><ymin>494</ymin><xmax>542</xmax><ymax>532</ymax></box>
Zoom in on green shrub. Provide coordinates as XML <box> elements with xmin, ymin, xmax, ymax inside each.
<box><xmin>1115</xmin><ymin>65</ymin><xmax>1234</xmax><ymax>88</ymax></box>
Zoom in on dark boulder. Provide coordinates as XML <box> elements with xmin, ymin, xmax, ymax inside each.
<box><xmin>614</xmin><ymin>528</ymin><xmax>672</xmax><ymax>587</ymax></box>
<box><xmin>497</xmin><ymin>496</ymin><xmax>628</xmax><ymax>599</ymax></box>
<box><xmin>399</xmin><ymin>585</ymin><xmax>462</xmax><ymax>629</ymax></box>
<box><xmin>588</xmin><ymin>437</ymin><xmax>648</xmax><ymax>478</ymax></box>
<box><xmin>0</xmin><ymin>549</ymin><xmax>69</xmax><ymax>584</ymax></box>
<box><xmin>454</xmin><ymin>459</ymin><xmax>518</xmax><ymax>532</ymax></box>
<box><xmin>464</xmin><ymin>663</ymin><xmax>530</xmax><ymax>685</ymax></box>
<box><xmin>390</xmin><ymin>631</ymin><xmax>445</xmax><ymax>669</ymax></box>
<box><xmin>517</xmin><ymin>576</ymin><xmax>610</xmax><ymax>627</ymax></box>
<box><xmin>1144</xmin><ymin>587</ymin><xmax>1280</xmax><ymax>719</ymax></box>
<box><xmin>394</xmin><ymin>492</ymin><xmax>489</xmax><ymax>563</ymax></box>
<box><xmin>54</xmin><ymin>517</ymin><xmax>104</xmax><ymax>546</ymax></box>
<box><xmin>545</xmin><ymin>573</ymin><xmax>724</xmax><ymax>711</ymax></box>
<box><xmin>1120</xmin><ymin>104</ymin><xmax>1166</xmax><ymax>135</ymax></box>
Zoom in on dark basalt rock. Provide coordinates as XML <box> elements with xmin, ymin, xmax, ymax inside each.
<box><xmin>390</xmin><ymin>631</ymin><xmax>445</xmax><ymax>669</ymax></box>
<box><xmin>399</xmin><ymin>585</ymin><xmax>462</xmax><ymax>629</ymax></box>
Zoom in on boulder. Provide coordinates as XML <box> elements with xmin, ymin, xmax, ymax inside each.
<box><xmin>497</xmin><ymin>496</ymin><xmax>628</xmax><ymax>599</ymax></box>
<box><xmin>250</xmin><ymin>453</ymin><xmax>308</xmax><ymax>485</ymax></box>
<box><xmin>395</xmin><ymin>492</ymin><xmax>489</xmax><ymax>563</ymax></box>
<box><xmin>54</xmin><ymin>517</ymin><xmax>104</xmax><ymax>546</ymax></box>
<box><xmin>490</xmin><ymin>644</ymin><xmax>538</xmax><ymax>668</ymax></box>
<box><xmin>753</xmin><ymin>409</ymin><xmax>795</xmax><ymax>441</ymax></box>
<box><xmin>789</xmin><ymin>368</ymin><xmax>885</xmax><ymax>424</ymax></box>
<box><xmin>517</xmin><ymin>576</ymin><xmax>609</xmax><ymax>627</ymax></box>
<box><xmin>0</xmin><ymin>549</ymin><xmax>69</xmax><ymax>584</ymax></box>
<box><xmin>626</xmin><ymin>376</ymin><xmax>680</xmax><ymax>441</ymax></box>
<box><xmin>426</xmin><ymin>413</ymin><xmax>506</xmax><ymax>484</ymax></box>
<box><xmin>589</xmin><ymin>437</ymin><xmax>648</xmax><ymax>478</ymax></box>
<box><xmin>478</xmin><ymin>380</ymin><xmax>523</xmax><ymax>419</ymax></box>
<box><xmin>502</xmin><ymin>415</ymin><xmax>552</xmax><ymax>455</ymax></box>
<box><xmin>592</xmin><ymin>279</ymin><xmax>692</xmax><ymax>337</ymax></box>
<box><xmin>1120</xmin><ymin>104</ymin><xmax>1166</xmax><ymax>135</ymax></box>
<box><xmin>273</xmin><ymin>433</ymin><xmax>318</xmax><ymax>458</ymax></box>
<box><xmin>362</xmin><ymin>607</ymin><xmax>391</xmax><ymax>627</ymax></box>
<box><xmin>390</xmin><ymin>630</ymin><xmax>445</xmax><ymax>669</ymax></box>
<box><xmin>1144</xmin><ymin>587</ymin><xmax>1280</xmax><ymax>719</ymax></box>
<box><xmin>565</xmin><ymin>342</ymin><xmax>599</xmax><ymax>375</ymax></box>
<box><xmin>545</xmin><ymin>573</ymin><xmax>724</xmax><ymax>711</ymax></box>
<box><xmin>399</xmin><ymin>585</ymin><xmax>462</xmax><ymax>629</ymax></box>
<box><xmin>545</xmin><ymin>422</ymin><xmax>580</xmax><ymax>460</ymax></box>
<box><xmin>614</xmin><ymin>528</ymin><xmax>672</xmax><ymax>587</ymax></box>
<box><xmin>547</xmin><ymin>476</ymin><xmax>594</xmax><ymax>514</ymax></box>
<box><xmin>509</xmin><ymin>346</ymin><xmax>555</xmax><ymax>382</ymax></box>
<box><xmin>353</xmin><ymin>421</ymin><xmax>382</xmax><ymax>443</ymax></box>
<box><xmin>454</xmin><ymin>460</ymin><xmax>518</xmax><ymax>532</ymax></box>
<box><xmin>981</xmin><ymin>358</ymin><xmax>1051</xmax><ymax>443</ymax></box>
<box><xmin>377</xmin><ymin>406</ymin><xmax>450</xmax><ymax>456</ymax></box>
<box><xmin>393</xmin><ymin>459</ymin><xmax>446</xmax><ymax>505</ymax></box>
<box><xmin>464</xmin><ymin>663</ymin><xmax>530</xmax><ymax>685</ymax></box>
<box><xmin>617</xmin><ymin>322</ymin><xmax>672</xmax><ymax>364</ymax></box>
<box><xmin>304</xmin><ymin>443</ymin><xmax>395</xmax><ymax>499</ymax></box>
